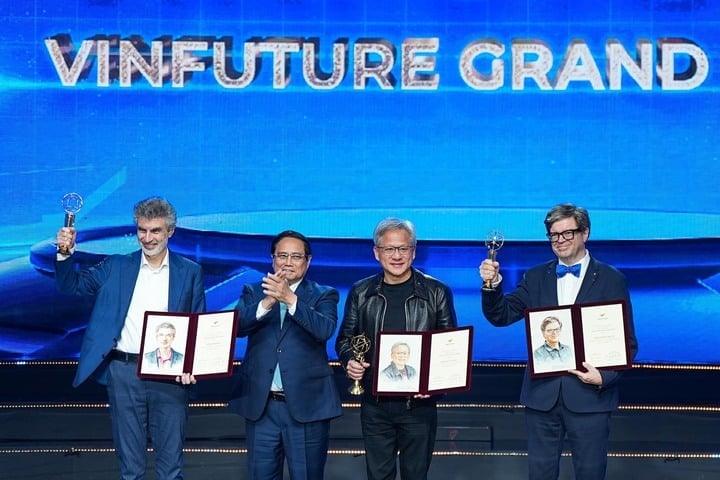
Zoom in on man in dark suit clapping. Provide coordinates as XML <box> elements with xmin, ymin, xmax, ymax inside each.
<box><xmin>230</xmin><ymin>230</ymin><xmax>342</xmax><ymax>480</ymax></box>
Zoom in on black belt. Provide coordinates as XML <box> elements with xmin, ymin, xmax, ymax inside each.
<box><xmin>269</xmin><ymin>391</ymin><xmax>286</xmax><ymax>402</ymax></box>
<box><xmin>108</xmin><ymin>350</ymin><xmax>139</xmax><ymax>363</ymax></box>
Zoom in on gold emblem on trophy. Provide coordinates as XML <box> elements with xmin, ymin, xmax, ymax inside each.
<box><xmin>348</xmin><ymin>333</ymin><xmax>371</xmax><ymax>395</ymax></box>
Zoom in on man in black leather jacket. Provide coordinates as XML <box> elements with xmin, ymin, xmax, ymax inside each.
<box><xmin>335</xmin><ymin>217</ymin><xmax>457</xmax><ymax>480</ymax></box>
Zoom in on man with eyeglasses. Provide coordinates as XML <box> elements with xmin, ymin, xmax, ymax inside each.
<box><xmin>533</xmin><ymin>316</ymin><xmax>574</xmax><ymax>368</ymax></box>
<box><xmin>479</xmin><ymin>203</ymin><xmax>638</xmax><ymax>480</ymax></box>
<box><xmin>230</xmin><ymin>230</ymin><xmax>342</xmax><ymax>479</ymax></box>
<box><xmin>336</xmin><ymin>217</ymin><xmax>458</xmax><ymax>480</ymax></box>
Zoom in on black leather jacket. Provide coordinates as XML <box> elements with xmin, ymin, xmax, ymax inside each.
<box><xmin>335</xmin><ymin>267</ymin><xmax>458</xmax><ymax>394</ymax></box>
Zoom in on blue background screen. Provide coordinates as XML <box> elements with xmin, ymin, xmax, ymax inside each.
<box><xmin>1</xmin><ymin>1</ymin><xmax>719</xmax><ymax>364</ymax></box>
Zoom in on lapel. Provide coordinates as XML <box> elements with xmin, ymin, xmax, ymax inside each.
<box><xmin>575</xmin><ymin>257</ymin><xmax>600</xmax><ymax>303</ymax></box>
<box><xmin>167</xmin><ymin>251</ymin><xmax>186</xmax><ymax>312</ymax></box>
<box><xmin>118</xmin><ymin>251</ymin><xmax>143</xmax><ymax>315</ymax></box>
<box><xmin>543</xmin><ymin>261</ymin><xmax>559</xmax><ymax>306</ymax></box>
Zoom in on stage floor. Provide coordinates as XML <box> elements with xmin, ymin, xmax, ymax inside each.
<box><xmin>1</xmin><ymin>363</ymin><xmax>719</xmax><ymax>479</ymax></box>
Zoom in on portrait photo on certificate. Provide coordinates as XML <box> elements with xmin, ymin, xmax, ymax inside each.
<box><xmin>139</xmin><ymin>313</ymin><xmax>190</xmax><ymax>377</ymax></box>
<box><xmin>526</xmin><ymin>307</ymin><xmax>577</xmax><ymax>377</ymax></box>
<box><xmin>373</xmin><ymin>332</ymin><xmax>423</xmax><ymax>394</ymax></box>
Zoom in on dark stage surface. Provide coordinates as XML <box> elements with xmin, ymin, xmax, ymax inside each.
<box><xmin>1</xmin><ymin>363</ymin><xmax>719</xmax><ymax>480</ymax></box>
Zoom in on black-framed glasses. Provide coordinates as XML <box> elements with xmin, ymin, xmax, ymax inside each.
<box><xmin>375</xmin><ymin>245</ymin><xmax>415</xmax><ymax>257</ymax></box>
<box><xmin>272</xmin><ymin>253</ymin><xmax>307</xmax><ymax>262</ymax></box>
<box><xmin>544</xmin><ymin>327</ymin><xmax>561</xmax><ymax>334</ymax></box>
<box><xmin>546</xmin><ymin>228</ymin><xmax>582</xmax><ymax>243</ymax></box>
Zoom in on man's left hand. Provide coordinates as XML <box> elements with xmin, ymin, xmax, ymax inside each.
<box><xmin>569</xmin><ymin>362</ymin><xmax>602</xmax><ymax>386</ymax></box>
<box><xmin>175</xmin><ymin>373</ymin><xmax>197</xmax><ymax>385</ymax></box>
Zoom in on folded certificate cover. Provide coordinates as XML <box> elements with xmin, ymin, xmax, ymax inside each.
<box><xmin>524</xmin><ymin>300</ymin><xmax>631</xmax><ymax>378</ymax></box>
<box><xmin>137</xmin><ymin>310</ymin><xmax>238</xmax><ymax>380</ymax></box>
<box><xmin>372</xmin><ymin>326</ymin><xmax>473</xmax><ymax>396</ymax></box>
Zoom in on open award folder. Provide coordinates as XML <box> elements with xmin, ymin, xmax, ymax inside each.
<box><xmin>372</xmin><ymin>326</ymin><xmax>473</xmax><ymax>396</ymax></box>
<box><xmin>525</xmin><ymin>300</ymin><xmax>632</xmax><ymax>378</ymax></box>
<box><xmin>137</xmin><ymin>310</ymin><xmax>238</xmax><ymax>380</ymax></box>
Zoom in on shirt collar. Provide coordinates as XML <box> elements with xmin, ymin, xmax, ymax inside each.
<box><xmin>141</xmin><ymin>249</ymin><xmax>170</xmax><ymax>271</ymax></box>
<box><xmin>558</xmin><ymin>250</ymin><xmax>590</xmax><ymax>269</ymax></box>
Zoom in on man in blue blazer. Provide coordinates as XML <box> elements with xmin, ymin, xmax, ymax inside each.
<box><xmin>230</xmin><ymin>230</ymin><xmax>342</xmax><ymax>480</ymax></box>
<box><xmin>479</xmin><ymin>203</ymin><xmax>638</xmax><ymax>480</ymax></box>
<box><xmin>55</xmin><ymin>197</ymin><xmax>206</xmax><ymax>480</ymax></box>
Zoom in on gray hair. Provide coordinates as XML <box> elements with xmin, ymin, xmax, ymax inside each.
<box><xmin>373</xmin><ymin>217</ymin><xmax>417</xmax><ymax>247</ymax></box>
<box><xmin>133</xmin><ymin>197</ymin><xmax>177</xmax><ymax>231</ymax></box>
<box><xmin>155</xmin><ymin>322</ymin><xmax>177</xmax><ymax>334</ymax></box>
<box><xmin>390</xmin><ymin>342</ymin><xmax>411</xmax><ymax>354</ymax></box>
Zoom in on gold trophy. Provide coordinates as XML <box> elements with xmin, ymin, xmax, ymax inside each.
<box><xmin>59</xmin><ymin>192</ymin><xmax>83</xmax><ymax>254</ymax></box>
<box><xmin>482</xmin><ymin>229</ymin><xmax>504</xmax><ymax>291</ymax></box>
<box><xmin>348</xmin><ymin>333</ymin><xmax>371</xmax><ymax>395</ymax></box>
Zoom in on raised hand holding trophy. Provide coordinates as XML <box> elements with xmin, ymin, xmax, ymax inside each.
<box><xmin>348</xmin><ymin>333</ymin><xmax>371</xmax><ymax>395</ymax></box>
<box><xmin>482</xmin><ymin>229</ymin><xmax>504</xmax><ymax>291</ymax></box>
<box><xmin>58</xmin><ymin>192</ymin><xmax>83</xmax><ymax>254</ymax></box>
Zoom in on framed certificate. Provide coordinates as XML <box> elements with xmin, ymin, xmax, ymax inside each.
<box><xmin>372</xmin><ymin>326</ymin><xmax>473</xmax><ymax>396</ymax></box>
<box><xmin>138</xmin><ymin>310</ymin><xmax>238</xmax><ymax>380</ymax></box>
<box><xmin>525</xmin><ymin>300</ymin><xmax>631</xmax><ymax>378</ymax></box>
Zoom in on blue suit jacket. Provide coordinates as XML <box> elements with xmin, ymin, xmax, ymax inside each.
<box><xmin>55</xmin><ymin>250</ymin><xmax>206</xmax><ymax>387</ymax></box>
<box><xmin>229</xmin><ymin>278</ymin><xmax>342</xmax><ymax>423</ymax></box>
<box><xmin>482</xmin><ymin>257</ymin><xmax>639</xmax><ymax>413</ymax></box>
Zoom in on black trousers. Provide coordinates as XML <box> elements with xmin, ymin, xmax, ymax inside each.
<box><xmin>360</xmin><ymin>397</ymin><xmax>437</xmax><ymax>480</ymax></box>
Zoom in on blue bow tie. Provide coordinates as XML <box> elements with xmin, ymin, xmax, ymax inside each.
<box><xmin>556</xmin><ymin>263</ymin><xmax>581</xmax><ymax>278</ymax></box>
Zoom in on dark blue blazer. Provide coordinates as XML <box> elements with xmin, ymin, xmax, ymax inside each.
<box><xmin>482</xmin><ymin>257</ymin><xmax>638</xmax><ymax>413</ymax></box>
<box><xmin>55</xmin><ymin>250</ymin><xmax>206</xmax><ymax>387</ymax></box>
<box><xmin>229</xmin><ymin>278</ymin><xmax>342</xmax><ymax>423</ymax></box>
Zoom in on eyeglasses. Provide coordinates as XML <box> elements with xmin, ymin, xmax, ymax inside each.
<box><xmin>544</xmin><ymin>328</ymin><xmax>561</xmax><ymax>334</ymax></box>
<box><xmin>272</xmin><ymin>253</ymin><xmax>307</xmax><ymax>263</ymax></box>
<box><xmin>376</xmin><ymin>245</ymin><xmax>415</xmax><ymax>257</ymax></box>
<box><xmin>546</xmin><ymin>228</ymin><xmax>582</xmax><ymax>243</ymax></box>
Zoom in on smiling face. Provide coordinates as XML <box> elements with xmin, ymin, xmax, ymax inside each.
<box><xmin>548</xmin><ymin>217</ymin><xmax>588</xmax><ymax>265</ymax></box>
<box><xmin>156</xmin><ymin>326</ymin><xmax>176</xmax><ymax>350</ymax></box>
<box><xmin>541</xmin><ymin>319</ymin><xmax>562</xmax><ymax>348</ymax></box>
<box><xmin>272</xmin><ymin>236</ymin><xmax>311</xmax><ymax>284</ymax></box>
<box><xmin>390</xmin><ymin>343</ymin><xmax>410</xmax><ymax>368</ymax></box>
<box><xmin>374</xmin><ymin>228</ymin><xmax>416</xmax><ymax>284</ymax></box>
<box><xmin>136</xmin><ymin>216</ymin><xmax>174</xmax><ymax>261</ymax></box>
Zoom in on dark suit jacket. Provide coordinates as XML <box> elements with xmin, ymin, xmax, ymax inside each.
<box><xmin>55</xmin><ymin>250</ymin><xmax>206</xmax><ymax>387</ymax></box>
<box><xmin>482</xmin><ymin>257</ymin><xmax>638</xmax><ymax>413</ymax></box>
<box><xmin>229</xmin><ymin>278</ymin><xmax>342</xmax><ymax>423</ymax></box>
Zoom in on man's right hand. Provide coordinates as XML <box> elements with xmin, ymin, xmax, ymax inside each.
<box><xmin>346</xmin><ymin>358</ymin><xmax>370</xmax><ymax>381</ymax></box>
<box><xmin>478</xmin><ymin>258</ymin><xmax>500</xmax><ymax>285</ymax></box>
<box><xmin>57</xmin><ymin>227</ymin><xmax>77</xmax><ymax>253</ymax></box>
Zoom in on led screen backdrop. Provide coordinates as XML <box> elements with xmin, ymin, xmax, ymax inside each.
<box><xmin>1</xmin><ymin>0</ymin><xmax>719</xmax><ymax>364</ymax></box>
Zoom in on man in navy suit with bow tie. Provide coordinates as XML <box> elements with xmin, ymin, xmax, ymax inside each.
<box><xmin>230</xmin><ymin>230</ymin><xmax>342</xmax><ymax>480</ymax></box>
<box><xmin>479</xmin><ymin>203</ymin><xmax>638</xmax><ymax>480</ymax></box>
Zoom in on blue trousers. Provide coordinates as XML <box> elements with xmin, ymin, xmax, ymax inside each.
<box><xmin>107</xmin><ymin>358</ymin><xmax>189</xmax><ymax>480</ymax></box>
<box><xmin>360</xmin><ymin>398</ymin><xmax>437</xmax><ymax>480</ymax></box>
<box><xmin>525</xmin><ymin>396</ymin><xmax>611</xmax><ymax>480</ymax></box>
<box><xmin>245</xmin><ymin>396</ymin><xmax>331</xmax><ymax>480</ymax></box>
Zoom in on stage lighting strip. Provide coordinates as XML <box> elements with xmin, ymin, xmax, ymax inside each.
<box><xmin>0</xmin><ymin>447</ymin><xmax>717</xmax><ymax>460</ymax></box>
<box><xmin>1</xmin><ymin>402</ymin><xmax>719</xmax><ymax>413</ymax></box>
<box><xmin>3</xmin><ymin>360</ymin><xmax>720</xmax><ymax>371</ymax></box>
